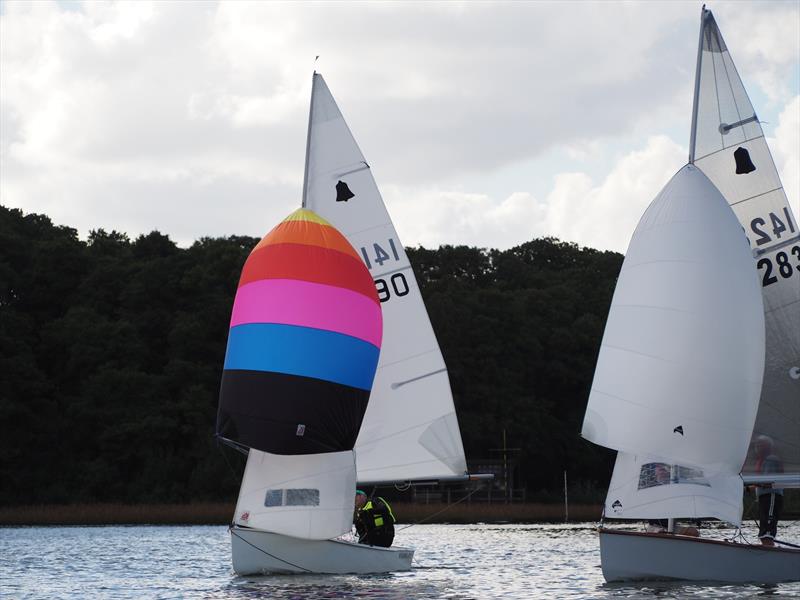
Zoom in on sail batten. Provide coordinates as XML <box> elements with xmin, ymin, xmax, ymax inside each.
<box><xmin>302</xmin><ymin>73</ymin><xmax>468</xmax><ymax>483</ymax></box>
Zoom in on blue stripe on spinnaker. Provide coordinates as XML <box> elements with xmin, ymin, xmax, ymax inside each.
<box><xmin>223</xmin><ymin>323</ymin><xmax>379</xmax><ymax>390</ymax></box>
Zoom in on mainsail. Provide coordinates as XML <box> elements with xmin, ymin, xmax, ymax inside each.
<box><xmin>217</xmin><ymin>209</ymin><xmax>382</xmax><ymax>539</ymax></box>
<box><xmin>688</xmin><ymin>8</ymin><xmax>800</xmax><ymax>481</ymax></box>
<box><xmin>301</xmin><ymin>73</ymin><xmax>468</xmax><ymax>484</ymax></box>
<box><xmin>581</xmin><ymin>165</ymin><xmax>765</xmax><ymax>524</ymax></box>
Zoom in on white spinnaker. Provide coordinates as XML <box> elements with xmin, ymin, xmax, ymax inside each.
<box><xmin>690</xmin><ymin>8</ymin><xmax>800</xmax><ymax>478</ymax></box>
<box><xmin>581</xmin><ymin>165</ymin><xmax>765</xmax><ymax>477</ymax></box>
<box><xmin>234</xmin><ymin>449</ymin><xmax>356</xmax><ymax>540</ymax></box>
<box><xmin>605</xmin><ymin>451</ymin><xmax>744</xmax><ymax>526</ymax></box>
<box><xmin>302</xmin><ymin>73</ymin><xmax>467</xmax><ymax>483</ymax></box>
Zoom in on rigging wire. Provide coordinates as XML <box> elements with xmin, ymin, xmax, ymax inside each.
<box><xmin>218</xmin><ymin>439</ymin><xmax>245</xmax><ymax>479</ymax></box>
<box><xmin>396</xmin><ymin>486</ymin><xmax>483</xmax><ymax>532</ymax></box>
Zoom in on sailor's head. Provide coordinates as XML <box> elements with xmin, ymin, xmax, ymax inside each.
<box><xmin>354</xmin><ymin>490</ymin><xmax>367</xmax><ymax>509</ymax></box>
<box><xmin>754</xmin><ymin>435</ymin><xmax>774</xmax><ymax>457</ymax></box>
<box><xmin>654</xmin><ymin>463</ymin><xmax>670</xmax><ymax>484</ymax></box>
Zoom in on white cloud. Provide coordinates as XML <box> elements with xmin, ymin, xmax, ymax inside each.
<box><xmin>714</xmin><ymin>0</ymin><xmax>800</xmax><ymax>104</ymax></box>
<box><xmin>387</xmin><ymin>135</ymin><xmax>685</xmax><ymax>253</ymax></box>
<box><xmin>0</xmin><ymin>0</ymin><xmax>797</xmax><ymax>250</ymax></box>
<box><xmin>770</xmin><ymin>95</ymin><xmax>800</xmax><ymax>214</ymax></box>
<box><xmin>542</xmin><ymin>136</ymin><xmax>686</xmax><ymax>252</ymax></box>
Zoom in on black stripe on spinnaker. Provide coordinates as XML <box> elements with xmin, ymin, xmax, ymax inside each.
<box><xmin>216</xmin><ymin>369</ymin><xmax>370</xmax><ymax>455</ymax></box>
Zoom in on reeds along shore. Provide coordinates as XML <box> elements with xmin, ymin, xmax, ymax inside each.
<box><xmin>0</xmin><ymin>503</ymin><xmax>602</xmax><ymax>526</ymax></box>
<box><xmin>4</xmin><ymin>498</ymin><xmax>797</xmax><ymax>526</ymax></box>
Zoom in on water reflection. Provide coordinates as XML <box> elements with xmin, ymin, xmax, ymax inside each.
<box><xmin>221</xmin><ymin>575</ymin><xmax>447</xmax><ymax>600</ymax></box>
<box><xmin>1</xmin><ymin>522</ymin><xmax>798</xmax><ymax>599</ymax></box>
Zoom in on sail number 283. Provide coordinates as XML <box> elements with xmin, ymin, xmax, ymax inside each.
<box><xmin>757</xmin><ymin>246</ymin><xmax>800</xmax><ymax>287</ymax></box>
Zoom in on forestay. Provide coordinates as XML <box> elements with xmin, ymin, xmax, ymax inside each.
<box><xmin>582</xmin><ymin>166</ymin><xmax>764</xmax><ymax>489</ymax></box>
<box><xmin>689</xmin><ymin>8</ymin><xmax>800</xmax><ymax>479</ymax></box>
<box><xmin>302</xmin><ymin>73</ymin><xmax>468</xmax><ymax>484</ymax></box>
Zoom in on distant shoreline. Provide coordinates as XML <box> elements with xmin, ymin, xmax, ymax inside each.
<box><xmin>5</xmin><ymin>501</ymin><xmax>796</xmax><ymax>526</ymax></box>
<box><xmin>0</xmin><ymin>502</ymin><xmax>604</xmax><ymax>526</ymax></box>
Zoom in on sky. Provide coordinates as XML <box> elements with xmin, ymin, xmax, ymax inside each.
<box><xmin>1</xmin><ymin>0</ymin><xmax>798</xmax><ymax>253</ymax></box>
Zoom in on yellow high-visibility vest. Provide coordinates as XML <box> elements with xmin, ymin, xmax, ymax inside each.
<box><xmin>362</xmin><ymin>497</ymin><xmax>395</xmax><ymax>528</ymax></box>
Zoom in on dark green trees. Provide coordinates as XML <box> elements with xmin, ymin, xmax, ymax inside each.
<box><xmin>0</xmin><ymin>205</ymin><xmax>620</xmax><ymax>505</ymax></box>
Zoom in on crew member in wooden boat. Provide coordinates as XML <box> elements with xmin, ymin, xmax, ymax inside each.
<box><xmin>753</xmin><ymin>435</ymin><xmax>784</xmax><ymax>547</ymax></box>
<box><xmin>354</xmin><ymin>490</ymin><xmax>396</xmax><ymax>547</ymax></box>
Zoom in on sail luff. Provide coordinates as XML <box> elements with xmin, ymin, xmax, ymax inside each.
<box><xmin>688</xmin><ymin>6</ymin><xmax>710</xmax><ymax>165</ymax></box>
<box><xmin>301</xmin><ymin>73</ymin><xmax>317</xmax><ymax>208</ymax></box>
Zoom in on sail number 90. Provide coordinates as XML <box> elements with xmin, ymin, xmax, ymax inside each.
<box><xmin>375</xmin><ymin>274</ymin><xmax>409</xmax><ymax>303</ymax></box>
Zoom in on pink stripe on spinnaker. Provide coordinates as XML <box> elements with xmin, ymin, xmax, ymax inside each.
<box><xmin>230</xmin><ymin>279</ymin><xmax>382</xmax><ymax>348</ymax></box>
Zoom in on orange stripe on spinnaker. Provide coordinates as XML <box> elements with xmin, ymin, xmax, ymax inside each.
<box><xmin>253</xmin><ymin>219</ymin><xmax>360</xmax><ymax>260</ymax></box>
<box><xmin>238</xmin><ymin>243</ymin><xmax>379</xmax><ymax>304</ymax></box>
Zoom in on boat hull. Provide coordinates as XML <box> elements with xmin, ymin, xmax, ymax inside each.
<box><xmin>230</xmin><ymin>525</ymin><xmax>414</xmax><ymax>575</ymax></box>
<box><xmin>600</xmin><ymin>528</ymin><xmax>800</xmax><ymax>583</ymax></box>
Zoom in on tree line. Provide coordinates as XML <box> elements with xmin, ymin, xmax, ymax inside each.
<box><xmin>0</xmin><ymin>205</ymin><xmax>621</xmax><ymax>505</ymax></box>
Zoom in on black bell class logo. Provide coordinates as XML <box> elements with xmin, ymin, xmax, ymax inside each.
<box><xmin>336</xmin><ymin>180</ymin><xmax>354</xmax><ymax>202</ymax></box>
<box><xmin>734</xmin><ymin>147</ymin><xmax>756</xmax><ymax>174</ymax></box>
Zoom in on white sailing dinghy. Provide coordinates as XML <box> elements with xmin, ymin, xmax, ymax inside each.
<box><xmin>582</xmin><ymin>7</ymin><xmax>800</xmax><ymax>583</ymax></box>
<box><xmin>223</xmin><ymin>73</ymin><xmax>484</xmax><ymax>575</ymax></box>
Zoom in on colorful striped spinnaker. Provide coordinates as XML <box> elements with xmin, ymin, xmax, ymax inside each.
<box><xmin>216</xmin><ymin>208</ymin><xmax>382</xmax><ymax>455</ymax></box>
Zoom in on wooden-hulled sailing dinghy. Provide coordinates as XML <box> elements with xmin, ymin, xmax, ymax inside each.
<box><xmin>582</xmin><ymin>7</ymin><xmax>800</xmax><ymax>584</ymax></box>
<box><xmin>599</xmin><ymin>529</ymin><xmax>800</xmax><ymax>583</ymax></box>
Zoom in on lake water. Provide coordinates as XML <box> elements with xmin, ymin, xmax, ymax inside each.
<box><xmin>2</xmin><ymin>522</ymin><xmax>799</xmax><ymax>599</ymax></box>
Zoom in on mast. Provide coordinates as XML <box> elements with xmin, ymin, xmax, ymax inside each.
<box><xmin>688</xmin><ymin>6</ymin><xmax>708</xmax><ymax>165</ymax></box>
<box><xmin>301</xmin><ymin>72</ymin><xmax>317</xmax><ymax>208</ymax></box>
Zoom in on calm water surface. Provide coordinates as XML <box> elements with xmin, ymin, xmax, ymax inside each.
<box><xmin>2</xmin><ymin>522</ymin><xmax>799</xmax><ymax>599</ymax></box>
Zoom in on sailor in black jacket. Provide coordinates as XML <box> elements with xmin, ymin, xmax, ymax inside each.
<box><xmin>354</xmin><ymin>490</ymin><xmax>396</xmax><ymax>547</ymax></box>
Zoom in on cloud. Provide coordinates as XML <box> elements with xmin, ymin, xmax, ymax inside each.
<box><xmin>713</xmin><ymin>1</ymin><xmax>800</xmax><ymax>104</ymax></box>
<box><xmin>769</xmin><ymin>95</ymin><xmax>800</xmax><ymax>212</ymax></box>
<box><xmin>387</xmin><ymin>135</ymin><xmax>685</xmax><ymax>253</ymax></box>
<box><xmin>0</xmin><ymin>1</ymin><xmax>797</xmax><ymax>250</ymax></box>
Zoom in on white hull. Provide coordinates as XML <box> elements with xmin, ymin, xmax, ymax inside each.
<box><xmin>230</xmin><ymin>525</ymin><xmax>414</xmax><ymax>575</ymax></box>
<box><xmin>600</xmin><ymin>528</ymin><xmax>800</xmax><ymax>583</ymax></box>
